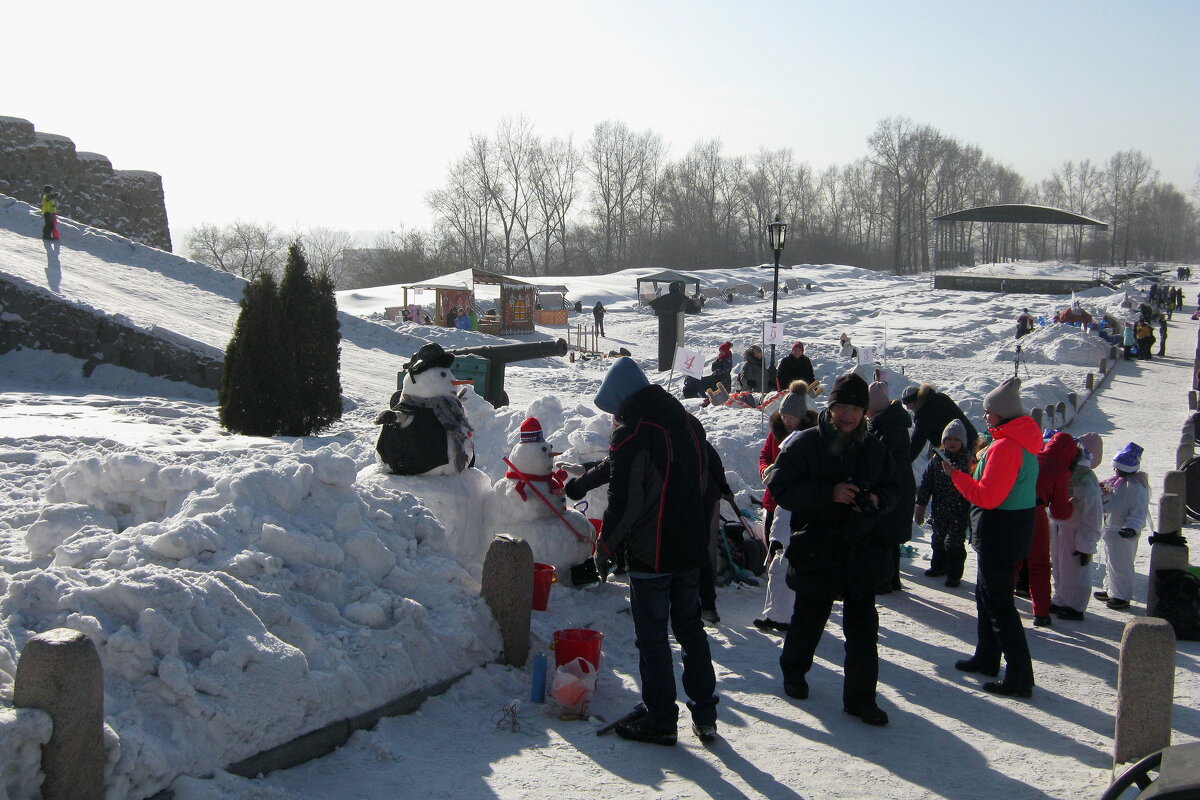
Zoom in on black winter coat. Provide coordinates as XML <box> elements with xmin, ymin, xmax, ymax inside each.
<box><xmin>908</xmin><ymin>391</ymin><xmax>979</xmax><ymax>461</ymax></box>
<box><xmin>599</xmin><ymin>385</ymin><xmax>711</xmax><ymax>573</ymax></box>
<box><xmin>776</xmin><ymin>354</ymin><xmax>815</xmax><ymax>388</ymax></box>
<box><xmin>867</xmin><ymin>400</ymin><xmax>917</xmax><ymax>544</ymax></box>
<box><xmin>765</xmin><ymin>409</ymin><xmax>900</xmax><ymax>594</ymax></box>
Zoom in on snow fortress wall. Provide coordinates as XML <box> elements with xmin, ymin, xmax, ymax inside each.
<box><xmin>0</xmin><ymin>116</ymin><xmax>172</xmax><ymax>252</ymax></box>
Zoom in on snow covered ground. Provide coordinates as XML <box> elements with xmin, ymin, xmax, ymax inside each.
<box><xmin>0</xmin><ymin>193</ymin><xmax>1197</xmax><ymax>799</ymax></box>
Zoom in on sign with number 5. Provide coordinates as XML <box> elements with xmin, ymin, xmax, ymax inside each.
<box><xmin>764</xmin><ymin>322</ymin><xmax>784</xmax><ymax>346</ymax></box>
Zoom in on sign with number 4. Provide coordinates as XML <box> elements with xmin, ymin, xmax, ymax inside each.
<box><xmin>672</xmin><ymin>345</ymin><xmax>703</xmax><ymax>378</ymax></box>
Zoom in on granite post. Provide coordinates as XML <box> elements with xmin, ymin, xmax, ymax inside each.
<box><xmin>480</xmin><ymin>535</ymin><xmax>534</xmax><ymax>666</ymax></box>
<box><xmin>13</xmin><ymin>629</ymin><xmax>105</xmax><ymax>800</ymax></box>
<box><xmin>1113</xmin><ymin>617</ymin><xmax>1176</xmax><ymax>766</ymax></box>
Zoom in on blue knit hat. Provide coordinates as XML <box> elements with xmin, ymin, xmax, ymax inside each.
<box><xmin>594</xmin><ymin>357</ymin><xmax>650</xmax><ymax>414</ymax></box>
<box><xmin>1113</xmin><ymin>442</ymin><xmax>1143</xmax><ymax>473</ymax></box>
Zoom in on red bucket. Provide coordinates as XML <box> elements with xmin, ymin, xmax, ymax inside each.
<box><xmin>532</xmin><ymin>563</ymin><xmax>556</xmax><ymax>611</ymax></box>
<box><xmin>552</xmin><ymin>628</ymin><xmax>604</xmax><ymax>669</ymax></box>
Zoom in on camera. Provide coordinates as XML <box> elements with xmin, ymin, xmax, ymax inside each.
<box><xmin>849</xmin><ymin>480</ymin><xmax>878</xmax><ymax>515</ymax></box>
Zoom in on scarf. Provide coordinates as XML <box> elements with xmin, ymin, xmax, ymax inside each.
<box><xmin>504</xmin><ymin>466</ymin><xmax>568</xmax><ymax>502</ymax></box>
<box><xmin>399</xmin><ymin>393</ymin><xmax>473</xmax><ymax>472</ymax></box>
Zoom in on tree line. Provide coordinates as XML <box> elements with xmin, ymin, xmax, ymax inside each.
<box><xmin>185</xmin><ymin>115</ymin><xmax>1199</xmax><ymax>288</ymax></box>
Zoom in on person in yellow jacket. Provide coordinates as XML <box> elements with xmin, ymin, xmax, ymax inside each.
<box><xmin>40</xmin><ymin>185</ymin><xmax>58</xmax><ymax>240</ymax></box>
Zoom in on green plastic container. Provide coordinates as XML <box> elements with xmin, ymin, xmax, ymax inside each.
<box><xmin>449</xmin><ymin>355</ymin><xmax>489</xmax><ymax>396</ymax></box>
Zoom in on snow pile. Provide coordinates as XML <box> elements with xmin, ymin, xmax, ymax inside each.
<box><xmin>1</xmin><ymin>443</ymin><xmax>500</xmax><ymax>799</ymax></box>
<box><xmin>995</xmin><ymin>323</ymin><xmax>1112</xmax><ymax>367</ymax></box>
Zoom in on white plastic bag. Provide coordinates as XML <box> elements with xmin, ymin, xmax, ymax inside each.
<box><xmin>548</xmin><ymin>657</ymin><xmax>597</xmax><ymax>717</ymax></box>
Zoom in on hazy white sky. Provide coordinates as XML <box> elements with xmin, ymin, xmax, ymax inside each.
<box><xmin>6</xmin><ymin>0</ymin><xmax>1198</xmax><ymax>248</ymax></box>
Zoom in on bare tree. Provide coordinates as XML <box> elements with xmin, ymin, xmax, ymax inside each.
<box><xmin>185</xmin><ymin>220</ymin><xmax>284</xmax><ymax>280</ymax></box>
<box><xmin>528</xmin><ymin>134</ymin><xmax>581</xmax><ymax>275</ymax></box>
<box><xmin>299</xmin><ymin>227</ymin><xmax>354</xmax><ymax>286</ymax></box>
<box><xmin>428</xmin><ymin>153</ymin><xmax>493</xmax><ymax>270</ymax></box>
<box><xmin>1103</xmin><ymin>150</ymin><xmax>1156</xmax><ymax>267</ymax></box>
<box><xmin>487</xmin><ymin>117</ymin><xmax>537</xmax><ymax>275</ymax></box>
<box><xmin>587</xmin><ymin>121</ymin><xmax>664</xmax><ymax>271</ymax></box>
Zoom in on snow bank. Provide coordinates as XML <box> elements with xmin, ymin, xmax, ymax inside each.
<box><xmin>1</xmin><ymin>443</ymin><xmax>500</xmax><ymax>799</ymax></box>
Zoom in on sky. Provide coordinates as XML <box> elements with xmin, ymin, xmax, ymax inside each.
<box><xmin>6</xmin><ymin>0</ymin><xmax>1198</xmax><ymax>249</ymax></box>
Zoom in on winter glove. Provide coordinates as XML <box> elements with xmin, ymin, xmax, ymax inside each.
<box><xmin>556</xmin><ymin>462</ymin><xmax>586</xmax><ymax>478</ymax></box>
<box><xmin>914</xmin><ymin>504</ymin><xmax>926</xmax><ymax>527</ymax></box>
<box><xmin>1074</xmin><ymin>551</ymin><xmax>1092</xmax><ymax>566</ymax></box>
<box><xmin>1118</xmin><ymin>527</ymin><xmax>1138</xmax><ymax>539</ymax></box>
<box><xmin>563</xmin><ymin>478</ymin><xmax>587</xmax><ymax>501</ymax></box>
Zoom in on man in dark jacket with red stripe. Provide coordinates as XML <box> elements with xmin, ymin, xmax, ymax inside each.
<box><xmin>593</xmin><ymin>356</ymin><xmax>719</xmax><ymax>746</ymax></box>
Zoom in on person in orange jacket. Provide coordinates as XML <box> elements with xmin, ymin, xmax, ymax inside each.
<box><xmin>943</xmin><ymin>377</ymin><xmax>1040</xmax><ymax>698</ymax></box>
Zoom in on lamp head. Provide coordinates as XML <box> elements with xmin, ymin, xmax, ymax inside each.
<box><xmin>768</xmin><ymin>215</ymin><xmax>788</xmax><ymax>252</ymax></box>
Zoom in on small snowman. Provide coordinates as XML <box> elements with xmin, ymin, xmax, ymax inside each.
<box><xmin>374</xmin><ymin>342</ymin><xmax>475</xmax><ymax>476</ymax></box>
<box><xmin>488</xmin><ymin>417</ymin><xmax>596</xmax><ymax>585</ymax></box>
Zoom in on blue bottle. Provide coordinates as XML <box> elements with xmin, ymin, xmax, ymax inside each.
<box><xmin>531</xmin><ymin>652</ymin><xmax>547</xmax><ymax>702</ymax></box>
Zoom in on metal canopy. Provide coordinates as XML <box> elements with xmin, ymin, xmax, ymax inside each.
<box><xmin>933</xmin><ymin>203</ymin><xmax>1108</xmax><ymax>228</ymax></box>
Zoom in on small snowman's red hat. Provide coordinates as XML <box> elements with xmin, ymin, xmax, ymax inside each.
<box><xmin>519</xmin><ymin>417</ymin><xmax>545</xmax><ymax>444</ymax></box>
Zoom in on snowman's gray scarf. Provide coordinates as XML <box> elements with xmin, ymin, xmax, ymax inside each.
<box><xmin>398</xmin><ymin>392</ymin><xmax>473</xmax><ymax>472</ymax></box>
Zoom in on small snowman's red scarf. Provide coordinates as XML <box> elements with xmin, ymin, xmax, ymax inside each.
<box><xmin>502</xmin><ymin>457</ymin><xmax>593</xmax><ymax>545</ymax></box>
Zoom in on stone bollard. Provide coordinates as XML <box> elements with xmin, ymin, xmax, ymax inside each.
<box><xmin>480</xmin><ymin>534</ymin><xmax>534</xmax><ymax>667</ymax></box>
<box><xmin>1056</xmin><ymin>401</ymin><xmax>1068</xmax><ymax>425</ymax></box>
<box><xmin>1164</xmin><ymin>469</ymin><xmax>1186</xmax><ymax>499</ymax></box>
<box><xmin>13</xmin><ymin>629</ymin><xmax>105</xmax><ymax>800</ymax></box>
<box><xmin>1177</xmin><ymin>440</ymin><xmax>1193</xmax><ymax>470</ymax></box>
<box><xmin>1030</xmin><ymin>407</ymin><xmax>1043</xmax><ymax>428</ymax></box>
<box><xmin>1113</xmin><ymin>617</ymin><xmax>1176</xmax><ymax>766</ymax></box>
<box><xmin>1147</xmin><ymin>494</ymin><xmax>1188</xmax><ymax>617</ymax></box>
<box><xmin>1099</xmin><ymin>357</ymin><xmax>1108</xmax><ymax>375</ymax></box>
<box><xmin>1044</xmin><ymin>405</ymin><xmax>1056</xmax><ymax>430</ymax></box>
<box><xmin>1086</xmin><ymin>373</ymin><xmax>1095</xmax><ymax>392</ymax></box>
<box><xmin>1190</xmin><ymin>390</ymin><xmax>1198</xmax><ymax>411</ymax></box>
<box><xmin>1068</xmin><ymin>392</ymin><xmax>1078</xmax><ymax>410</ymax></box>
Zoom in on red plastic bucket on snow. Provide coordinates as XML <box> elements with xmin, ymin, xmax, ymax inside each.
<box><xmin>532</xmin><ymin>563</ymin><xmax>556</xmax><ymax>611</ymax></box>
<box><xmin>552</xmin><ymin>628</ymin><xmax>604</xmax><ymax>669</ymax></box>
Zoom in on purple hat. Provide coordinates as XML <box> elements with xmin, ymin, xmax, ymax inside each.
<box><xmin>1113</xmin><ymin>442</ymin><xmax>1143</xmax><ymax>473</ymax></box>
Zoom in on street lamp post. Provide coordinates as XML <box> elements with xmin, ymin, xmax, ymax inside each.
<box><xmin>767</xmin><ymin>215</ymin><xmax>788</xmax><ymax>387</ymax></box>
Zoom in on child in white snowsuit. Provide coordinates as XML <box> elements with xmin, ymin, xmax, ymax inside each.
<box><xmin>753</xmin><ymin>381</ymin><xmax>815</xmax><ymax>632</ymax></box>
<box><xmin>914</xmin><ymin>419</ymin><xmax>972</xmax><ymax>586</ymax></box>
<box><xmin>1049</xmin><ymin>441</ymin><xmax>1104</xmax><ymax>619</ymax></box>
<box><xmin>1096</xmin><ymin>443</ymin><xmax>1150</xmax><ymax>610</ymax></box>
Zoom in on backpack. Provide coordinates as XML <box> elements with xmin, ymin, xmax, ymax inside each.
<box><xmin>1154</xmin><ymin>569</ymin><xmax>1200</xmax><ymax>641</ymax></box>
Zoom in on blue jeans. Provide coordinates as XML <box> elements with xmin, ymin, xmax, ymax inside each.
<box><xmin>628</xmin><ymin>569</ymin><xmax>718</xmax><ymax>728</ymax></box>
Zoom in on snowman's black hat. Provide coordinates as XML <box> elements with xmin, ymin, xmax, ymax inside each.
<box><xmin>404</xmin><ymin>342</ymin><xmax>455</xmax><ymax>378</ymax></box>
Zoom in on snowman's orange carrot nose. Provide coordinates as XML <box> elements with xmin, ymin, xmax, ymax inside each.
<box><xmin>451</xmin><ymin>380</ymin><xmax>474</xmax><ymax>385</ymax></box>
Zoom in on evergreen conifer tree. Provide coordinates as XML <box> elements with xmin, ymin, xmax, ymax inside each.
<box><xmin>308</xmin><ymin>270</ymin><xmax>343</xmax><ymax>430</ymax></box>
<box><xmin>279</xmin><ymin>243</ymin><xmax>342</xmax><ymax>435</ymax></box>
<box><xmin>219</xmin><ymin>272</ymin><xmax>293</xmax><ymax>436</ymax></box>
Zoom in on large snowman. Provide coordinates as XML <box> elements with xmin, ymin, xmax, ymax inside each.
<box><xmin>363</xmin><ymin>342</ymin><xmax>493</xmax><ymax>580</ymax></box>
<box><xmin>374</xmin><ymin>342</ymin><xmax>475</xmax><ymax>477</ymax></box>
<box><xmin>487</xmin><ymin>417</ymin><xmax>596</xmax><ymax>585</ymax></box>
